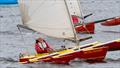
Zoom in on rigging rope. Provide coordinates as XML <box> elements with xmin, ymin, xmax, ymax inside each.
<box><xmin>17</xmin><ymin>25</ymin><xmax>30</xmax><ymax>54</ymax></box>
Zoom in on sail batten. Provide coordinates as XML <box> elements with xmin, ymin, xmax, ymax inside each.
<box><xmin>19</xmin><ymin>0</ymin><xmax>81</xmax><ymax>39</ymax></box>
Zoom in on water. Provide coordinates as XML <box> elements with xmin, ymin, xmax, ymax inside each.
<box><xmin>0</xmin><ymin>0</ymin><xmax>120</xmax><ymax>68</ymax></box>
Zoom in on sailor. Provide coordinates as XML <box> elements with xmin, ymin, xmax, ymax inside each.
<box><xmin>35</xmin><ymin>38</ymin><xmax>53</xmax><ymax>54</ymax></box>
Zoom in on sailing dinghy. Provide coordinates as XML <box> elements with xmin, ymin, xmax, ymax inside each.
<box><xmin>18</xmin><ymin>0</ymin><xmax>108</xmax><ymax>64</ymax></box>
<box><xmin>101</xmin><ymin>17</ymin><xmax>120</xmax><ymax>26</ymax></box>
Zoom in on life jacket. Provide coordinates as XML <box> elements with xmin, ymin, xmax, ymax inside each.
<box><xmin>35</xmin><ymin>40</ymin><xmax>53</xmax><ymax>54</ymax></box>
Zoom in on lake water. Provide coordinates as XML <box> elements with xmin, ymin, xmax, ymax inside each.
<box><xmin>0</xmin><ymin>0</ymin><xmax>120</xmax><ymax>68</ymax></box>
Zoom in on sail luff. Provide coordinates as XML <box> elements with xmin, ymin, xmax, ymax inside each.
<box><xmin>64</xmin><ymin>0</ymin><xmax>79</xmax><ymax>45</ymax></box>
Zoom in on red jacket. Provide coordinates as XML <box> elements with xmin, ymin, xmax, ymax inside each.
<box><xmin>35</xmin><ymin>40</ymin><xmax>53</xmax><ymax>54</ymax></box>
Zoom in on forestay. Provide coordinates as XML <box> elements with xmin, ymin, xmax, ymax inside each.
<box><xmin>19</xmin><ymin>0</ymin><xmax>81</xmax><ymax>39</ymax></box>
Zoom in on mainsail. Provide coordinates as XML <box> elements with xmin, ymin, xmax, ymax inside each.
<box><xmin>19</xmin><ymin>0</ymin><xmax>81</xmax><ymax>39</ymax></box>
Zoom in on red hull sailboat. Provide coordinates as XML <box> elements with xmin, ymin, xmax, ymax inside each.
<box><xmin>101</xmin><ymin>17</ymin><xmax>120</xmax><ymax>26</ymax></box>
<box><xmin>19</xmin><ymin>45</ymin><xmax>108</xmax><ymax>64</ymax></box>
<box><xmin>72</xmin><ymin>15</ymin><xmax>120</xmax><ymax>34</ymax></box>
<box><xmin>19</xmin><ymin>39</ymin><xmax>120</xmax><ymax>64</ymax></box>
<box><xmin>78</xmin><ymin>47</ymin><xmax>108</xmax><ymax>62</ymax></box>
<box><xmin>18</xmin><ymin>0</ymin><xmax>112</xmax><ymax>64</ymax></box>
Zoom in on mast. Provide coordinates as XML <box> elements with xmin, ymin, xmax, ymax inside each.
<box><xmin>64</xmin><ymin>0</ymin><xmax>79</xmax><ymax>46</ymax></box>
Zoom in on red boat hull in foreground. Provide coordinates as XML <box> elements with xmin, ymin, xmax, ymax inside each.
<box><xmin>77</xmin><ymin>47</ymin><xmax>108</xmax><ymax>62</ymax></box>
<box><xmin>94</xmin><ymin>39</ymin><xmax>120</xmax><ymax>51</ymax></box>
<box><xmin>101</xmin><ymin>17</ymin><xmax>120</xmax><ymax>26</ymax></box>
<box><xmin>19</xmin><ymin>46</ymin><xmax>108</xmax><ymax>64</ymax></box>
<box><xmin>42</xmin><ymin>47</ymin><xmax>107</xmax><ymax>64</ymax></box>
<box><xmin>49</xmin><ymin>51</ymin><xmax>79</xmax><ymax>64</ymax></box>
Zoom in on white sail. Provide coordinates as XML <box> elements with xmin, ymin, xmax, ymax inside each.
<box><xmin>19</xmin><ymin>2</ymin><xmax>30</xmax><ymax>24</ymax></box>
<box><xmin>19</xmin><ymin>0</ymin><xmax>81</xmax><ymax>39</ymax></box>
<box><xmin>65</xmin><ymin>0</ymin><xmax>81</xmax><ymax>16</ymax></box>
